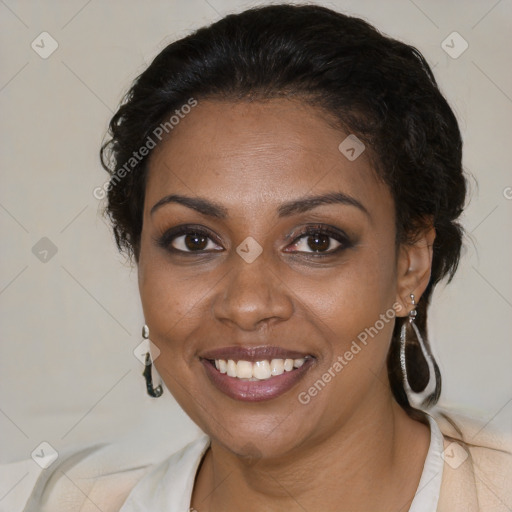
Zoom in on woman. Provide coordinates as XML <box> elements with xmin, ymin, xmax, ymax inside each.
<box><xmin>29</xmin><ymin>4</ymin><xmax>511</xmax><ymax>511</ymax></box>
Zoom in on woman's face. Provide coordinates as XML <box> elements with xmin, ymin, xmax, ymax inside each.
<box><xmin>138</xmin><ymin>98</ymin><xmax>414</xmax><ymax>458</ymax></box>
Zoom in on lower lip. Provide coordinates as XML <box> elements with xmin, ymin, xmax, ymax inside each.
<box><xmin>201</xmin><ymin>358</ymin><xmax>314</xmax><ymax>402</ymax></box>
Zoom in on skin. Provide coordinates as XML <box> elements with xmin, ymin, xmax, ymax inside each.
<box><xmin>137</xmin><ymin>98</ymin><xmax>436</xmax><ymax>511</ymax></box>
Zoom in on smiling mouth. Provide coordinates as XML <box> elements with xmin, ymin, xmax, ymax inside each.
<box><xmin>206</xmin><ymin>357</ymin><xmax>311</xmax><ymax>380</ymax></box>
<box><xmin>199</xmin><ymin>346</ymin><xmax>316</xmax><ymax>401</ymax></box>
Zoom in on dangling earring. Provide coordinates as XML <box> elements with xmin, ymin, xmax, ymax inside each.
<box><xmin>400</xmin><ymin>294</ymin><xmax>436</xmax><ymax>408</ymax></box>
<box><xmin>142</xmin><ymin>324</ymin><xmax>163</xmax><ymax>398</ymax></box>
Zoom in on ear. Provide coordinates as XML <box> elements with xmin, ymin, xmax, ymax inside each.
<box><xmin>395</xmin><ymin>222</ymin><xmax>436</xmax><ymax>317</ymax></box>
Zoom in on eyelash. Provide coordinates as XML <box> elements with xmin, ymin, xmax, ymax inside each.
<box><xmin>156</xmin><ymin>224</ymin><xmax>352</xmax><ymax>257</ymax></box>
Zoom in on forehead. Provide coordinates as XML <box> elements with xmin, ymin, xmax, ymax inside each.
<box><xmin>145</xmin><ymin>99</ymin><xmax>392</xmax><ymax>219</ymax></box>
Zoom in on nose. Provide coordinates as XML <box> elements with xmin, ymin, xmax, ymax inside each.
<box><xmin>212</xmin><ymin>252</ymin><xmax>294</xmax><ymax>332</ymax></box>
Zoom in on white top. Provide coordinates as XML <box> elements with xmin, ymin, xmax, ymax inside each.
<box><xmin>119</xmin><ymin>414</ymin><xmax>444</xmax><ymax>512</ymax></box>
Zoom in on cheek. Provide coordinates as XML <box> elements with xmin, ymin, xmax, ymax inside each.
<box><xmin>138</xmin><ymin>246</ymin><xmax>207</xmax><ymax>367</ymax></box>
<box><xmin>299</xmin><ymin>241</ymin><xmax>398</xmax><ymax>395</ymax></box>
<box><xmin>309</xmin><ymin>242</ymin><xmax>397</xmax><ymax>334</ymax></box>
<box><xmin>138</xmin><ymin>256</ymin><xmax>212</xmax><ymax>424</ymax></box>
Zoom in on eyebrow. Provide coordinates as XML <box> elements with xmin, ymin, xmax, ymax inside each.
<box><xmin>150</xmin><ymin>192</ymin><xmax>369</xmax><ymax>218</ymax></box>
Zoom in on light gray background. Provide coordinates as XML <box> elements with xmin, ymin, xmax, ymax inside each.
<box><xmin>1</xmin><ymin>0</ymin><xmax>511</xmax><ymax>507</ymax></box>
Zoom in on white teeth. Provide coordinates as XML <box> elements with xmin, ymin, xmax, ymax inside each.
<box><xmin>253</xmin><ymin>360</ymin><xmax>271</xmax><ymax>379</ymax></box>
<box><xmin>236</xmin><ymin>360</ymin><xmax>253</xmax><ymax>379</ymax></box>
<box><xmin>270</xmin><ymin>359</ymin><xmax>284</xmax><ymax>376</ymax></box>
<box><xmin>227</xmin><ymin>359</ymin><xmax>237</xmax><ymax>377</ymax></box>
<box><xmin>284</xmin><ymin>359</ymin><xmax>294</xmax><ymax>371</ymax></box>
<box><xmin>213</xmin><ymin>357</ymin><xmax>309</xmax><ymax>380</ymax></box>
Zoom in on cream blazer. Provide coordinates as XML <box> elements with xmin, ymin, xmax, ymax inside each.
<box><xmin>21</xmin><ymin>410</ymin><xmax>512</xmax><ymax>511</ymax></box>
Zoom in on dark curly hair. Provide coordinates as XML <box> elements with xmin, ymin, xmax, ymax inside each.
<box><xmin>100</xmin><ymin>4</ymin><xmax>467</xmax><ymax>417</ymax></box>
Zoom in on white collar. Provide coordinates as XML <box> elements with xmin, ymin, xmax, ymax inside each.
<box><xmin>119</xmin><ymin>434</ymin><xmax>210</xmax><ymax>511</ymax></box>
<box><xmin>120</xmin><ymin>414</ymin><xmax>443</xmax><ymax>511</ymax></box>
<box><xmin>409</xmin><ymin>413</ymin><xmax>444</xmax><ymax>512</ymax></box>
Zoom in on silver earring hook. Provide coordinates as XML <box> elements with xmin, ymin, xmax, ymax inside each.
<box><xmin>408</xmin><ymin>294</ymin><xmax>417</xmax><ymax>323</ymax></box>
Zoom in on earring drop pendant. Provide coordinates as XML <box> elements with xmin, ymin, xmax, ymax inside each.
<box><xmin>141</xmin><ymin>324</ymin><xmax>163</xmax><ymax>398</ymax></box>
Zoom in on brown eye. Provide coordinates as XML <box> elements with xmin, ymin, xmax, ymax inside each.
<box><xmin>157</xmin><ymin>226</ymin><xmax>223</xmax><ymax>253</ymax></box>
<box><xmin>291</xmin><ymin>232</ymin><xmax>341</xmax><ymax>253</ymax></box>
<box><xmin>181</xmin><ymin>233</ymin><xmax>209</xmax><ymax>251</ymax></box>
<box><xmin>171</xmin><ymin>231</ymin><xmax>221</xmax><ymax>252</ymax></box>
<box><xmin>284</xmin><ymin>225</ymin><xmax>351</xmax><ymax>255</ymax></box>
<box><xmin>305</xmin><ymin>233</ymin><xmax>332</xmax><ymax>252</ymax></box>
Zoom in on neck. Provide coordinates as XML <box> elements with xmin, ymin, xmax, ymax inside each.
<box><xmin>192</xmin><ymin>388</ymin><xmax>430</xmax><ymax>512</ymax></box>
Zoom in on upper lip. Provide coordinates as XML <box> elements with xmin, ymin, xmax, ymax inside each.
<box><xmin>199</xmin><ymin>345</ymin><xmax>313</xmax><ymax>362</ymax></box>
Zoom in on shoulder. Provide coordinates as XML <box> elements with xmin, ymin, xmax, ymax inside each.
<box><xmin>22</xmin><ymin>434</ymin><xmax>208</xmax><ymax>512</ymax></box>
<box><xmin>433</xmin><ymin>407</ymin><xmax>512</xmax><ymax>468</ymax></box>
<box><xmin>431</xmin><ymin>407</ymin><xmax>512</xmax><ymax>511</ymax></box>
